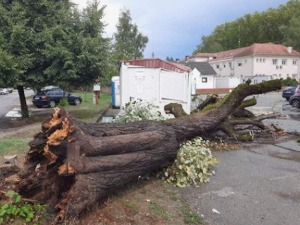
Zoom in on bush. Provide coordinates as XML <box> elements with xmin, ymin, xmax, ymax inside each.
<box><xmin>115</xmin><ymin>99</ymin><xmax>164</xmax><ymax>123</ymax></box>
<box><xmin>59</xmin><ymin>97</ymin><xmax>68</xmax><ymax>107</ymax></box>
<box><xmin>162</xmin><ymin>137</ymin><xmax>217</xmax><ymax>187</ymax></box>
<box><xmin>281</xmin><ymin>77</ymin><xmax>299</xmax><ymax>86</ymax></box>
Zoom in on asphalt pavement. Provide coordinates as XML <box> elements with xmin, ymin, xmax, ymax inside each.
<box><xmin>180</xmin><ymin>91</ymin><xmax>300</xmax><ymax>225</ymax></box>
<box><xmin>0</xmin><ymin>89</ymin><xmax>34</xmax><ymax>118</ymax></box>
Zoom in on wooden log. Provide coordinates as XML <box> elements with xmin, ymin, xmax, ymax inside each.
<box><xmin>13</xmin><ymin>80</ymin><xmax>281</xmax><ymax>223</ymax></box>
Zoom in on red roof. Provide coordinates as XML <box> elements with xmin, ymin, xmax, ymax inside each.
<box><xmin>122</xmin><ymin>58</ymin><xmax>190</xmax><ymax>73</ymax></box>
<box><xmin>195</xmin><ymin>43</ymin><xmax>300</xmax><ymax>61</ymax></box>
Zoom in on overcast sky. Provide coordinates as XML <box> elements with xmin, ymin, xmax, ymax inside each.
<box><xmin>72</xmin><ymin>0</ymin><xmax>289</xmax><ymax>60</ymax></box>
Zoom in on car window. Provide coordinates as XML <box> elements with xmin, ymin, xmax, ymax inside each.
<box><xmin>57</xmin><ymin>90</ymin><xmax>64</xmax><ymax>95</ymax></box>
<box><xmin>47</xmin><ymin>90</ymin><xmax>55</xmax><ymax>95</ymax></box>
<box><xmin>37</xmin><ymin>91</ymin><xmax>47</xmax><ymax>95</ymax></box>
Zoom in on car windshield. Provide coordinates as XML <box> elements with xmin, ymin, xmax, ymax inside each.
<box><xmin>37</xmin><ymin>91</ymin><xmax>47</xmax><ymax>95</ymax></box>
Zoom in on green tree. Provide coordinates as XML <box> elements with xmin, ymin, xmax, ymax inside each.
<box><xmin>280</xmin><ymin>0</ymin><xmax>300</xmax><ymax>51</ymax></box>
<box><xmin>113</xmin><ymin>9</ymin><xmax>148</xmax><ymax>62</ymax></box>
<box><xmin>281</xmin><ymin>15</ymin><xmax>300</xmax><ymax>51</ymax></box>
<box><xmin>193</xmin><ymin>0</ymin><xmax>300</xmax><ymax>54</ymax></box>
<box><xmin>0</xmin><ymin>0</ymin><xmax>110</xmax><ymax>117</ymax></box>
<box><xmin>72</xmin><ymin>0</ymin><xmax>110</xmax><ymax>88</ymax></box>
<box><xmin>0</xmin><ymin>0</ymin><xmax>75</xmax><ymax>117</ymax></box>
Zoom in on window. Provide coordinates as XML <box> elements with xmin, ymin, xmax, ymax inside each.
<box><xmin>293</xmin><ymin>59</ymin><xmax>297</xmax><ymax>65</ymax></box>
<box><xmin>263</xmin><ymin>59</ymin><xmax>265</xmax><ymax>63</ymax></box>
<box><xmin>272</xmin><ymin>59</ymin><xmax>278</xmax><ymax>65</ymax></box>
<box><xmin>282</xmin><ymin>59</ymin><xmax>287</xmax><ymax>65</ymax></box>
<box><xmin>224</xmin><ymin>64</ymin><xmax>226</xmax><ymax>68</ymax></box>
<box><xmin>216</xmin><ymin>64</ymin><xmax>219</xmax><ymax>69</ymax></box>
<box><xmin>202</xmin><ymin>77</ymin><xmax>208</xmax><ymax>83</ymax></box>
<box><xmin>229</xmin><ymin>62</ymin><xmax>232</xmax><ymax>67</ymax></box>
<box><xmin>256</xmin><ymin>58</ymin><xmax>259</xmax><ymax>62</ymax></box>
<box><xmin>238</xmin><ymin>62</ymin><xmax>242</xmax><ymax>66</ymax></box>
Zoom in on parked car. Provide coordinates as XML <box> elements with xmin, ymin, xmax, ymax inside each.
<box><xmin>282</xmin><ymin>86</ymin><xmax>297</xmax><ymax>100</ymax></box>
<box><xmin>32</xmin><ymin>87</ymin><xmax>82</xmax><ymax>108</ymax></box>
<box><xmin>294</xmin><ymin>85</ymin><xmax>300</xmax><ymax>94</ymax></box>
<box><xmin>289</xmin><ymin>94</ymin><xmax>300</xmax><ymax>108</ymax></box>
<box><xmin>0</xmin><ymin>88</ymin><xmax>9</xmax><ymax>95</ymax></box>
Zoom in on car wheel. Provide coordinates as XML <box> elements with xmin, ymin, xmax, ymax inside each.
<box><xmin>291</xmin><ymin>99</ymin><xmax>300</xmax><ymax>108</ymax></box>
<box><xmin>49</xmin><ymin>100</ymin><xmax>56</xmax><ymax>108</ymax></box>
<box><xmin>74</xmin><ymin>99</ymin><xmax>81</xmax><ymax>106</ymax></box>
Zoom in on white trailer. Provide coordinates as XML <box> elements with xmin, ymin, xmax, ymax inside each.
<box><xmin>120</xmin><ymin>62</ymin><xmax>191</xmax><ymax>117</ymax></box>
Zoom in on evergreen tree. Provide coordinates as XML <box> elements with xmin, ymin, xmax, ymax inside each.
<box><xmin>113</xmin><ymin>9</ymin><xmax>148</xmax><ymax>61</ymax></box>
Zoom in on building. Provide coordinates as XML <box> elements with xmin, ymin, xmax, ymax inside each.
<box><xmin>185</xmin><ymin>61</ymin><xmax>217</xmax><ymax>92</ymax></box>
<box><xmin>120</xmin><ymin>58</ymin><xmax>192</xmax><ymax>116</ymax></box>
<box><xmin>191</xmin><ymin>43</ymin><xmax>300</xmax><ymax>84</ymax></box>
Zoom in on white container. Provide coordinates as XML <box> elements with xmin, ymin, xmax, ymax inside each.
<box><xmin>120</xmin><ymin>63</ymin><xmax>191</xmax><ymax>116</ymax></box>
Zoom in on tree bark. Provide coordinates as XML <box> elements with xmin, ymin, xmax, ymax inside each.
<box><xmin>192</xmin><ymin>93</ymin><xmax>219</xmax><ymax>112</ymax></box>
<box><xmin>17</xmin><ymin>85</ymin><xmax>29</xmax><ymax>118</ymax></box>
<box><xmin>14</xmin><ymin>80</ymin><xmax>281</xmax><ymax>223</ymax></box>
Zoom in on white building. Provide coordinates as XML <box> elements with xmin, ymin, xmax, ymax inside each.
<box><xmin>185</xmin><ymin>61</ymin><xmax>217</xmax><ymax>92</ymax></box>
<box><xmin>190</xmin><ymin>43</ymin><xmax>300</xmax><ymax>84</ymax></box>
<box><xmin>120</xmin><ymin>59</ymin><xmax>192</xmax><ymax>116</ymax></box>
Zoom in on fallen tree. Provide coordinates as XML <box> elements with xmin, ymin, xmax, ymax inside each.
<box><xmin>11</xmin><ymin>80</ymin><xmax>281</xmax><ymax>223</ymax></box>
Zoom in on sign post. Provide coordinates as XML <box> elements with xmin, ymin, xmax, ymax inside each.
<box><xmin>93</xmin><ymin>79</ymin><xmax>101</xmax><ymax>105</ymax></box>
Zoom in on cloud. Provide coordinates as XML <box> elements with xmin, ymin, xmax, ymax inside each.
<box><xmin>72</xmin><ymin>0</ymin><xmax>289</xmax><ymax>59</ymax></box>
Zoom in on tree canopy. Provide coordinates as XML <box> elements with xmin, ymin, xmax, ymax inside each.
<box><xmin>193</xmin><ymin>0</ymin><xmax>300</xmax><ymax>54</ymax></box>
<box><xmin>112</xmin><ymin>9</ymin><xmax>148</xmax><ymax>61</ymax></box>
<box><xmin>0</xmin><ymin>0</ymin><xmax>110</xmax><ymax>91</ymax></box>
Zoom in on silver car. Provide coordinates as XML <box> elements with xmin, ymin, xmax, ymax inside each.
<box><xmin>0</xmin><ymin>88</ymin><xmax>9</xmax><ymax>95</ymax></box>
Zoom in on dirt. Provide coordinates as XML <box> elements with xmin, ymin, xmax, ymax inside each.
<box><xmin>73</xmin><ymin>178</ymin><xmax>199</xmax><ymax>225</ymax></box>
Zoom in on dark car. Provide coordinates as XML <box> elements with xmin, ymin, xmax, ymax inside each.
<box><xmin>282</xmin><ymin>86</ymin><xmax>297</xmax><ymax>101</ymax></box>
<box><xmin>289</xmin><ymin>94</ymin><xmax>300</xmax><ymax>108</ymax></box>
<box><xmin>32</xmin><ymin>88</ymin><xmax>82</xmax><ymax>108</ymax></box>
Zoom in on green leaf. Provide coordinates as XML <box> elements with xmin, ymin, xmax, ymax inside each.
<box><xmin>13</xmin><ymin>194</ymin><xmax>21</xmax><ymax>204</ymax></box>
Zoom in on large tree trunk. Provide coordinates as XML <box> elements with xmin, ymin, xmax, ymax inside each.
<box><xmin>15</xmin><ymin>80</ymin><xmax>281</xmax><ymax>223</ymax></box>
<box><xmin>17</xmin><ymin>85</ymin><xmax>29</xmax><ymax>118</ymax></box>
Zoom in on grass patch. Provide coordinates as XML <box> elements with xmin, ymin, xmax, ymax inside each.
<box><xmin>0</xmin><ymin>138</ymin><xmax>31</xmax><ymax>156</ymax></box>
<box><xmin>181</xmin><ymin>203</ymin><xmax>204</xmax><ymax>224</ymax></box>
<box><xmin>122</xmin><ymin>199</ymin><xmax>140</xmax><ymax>215</ymax></box>
<box><xmin>149</xmin><ymin>201</ymin><xmax>171</xmax><ymax>220</ymax></box>
<box><xmin>62</xmin><ymin>92</ymin><xmax>111</xmax><ymax>122</ymax></box>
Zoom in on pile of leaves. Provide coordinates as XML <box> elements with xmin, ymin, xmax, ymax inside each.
<box><xmin>163</xmin><ymin>137</ymin><xmax>217</xmax><ymax>187</ymax></box>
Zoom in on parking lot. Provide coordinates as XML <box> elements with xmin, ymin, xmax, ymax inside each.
<box><xmin>181</xmin><ymin>91</ymin><xmax>300</xmax><ymax>225</ymax></box>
